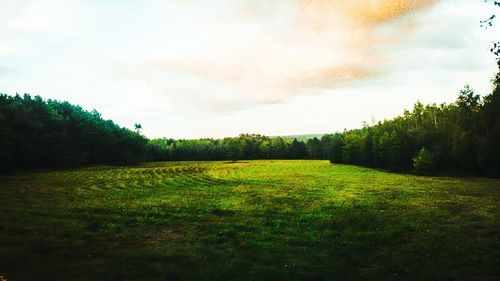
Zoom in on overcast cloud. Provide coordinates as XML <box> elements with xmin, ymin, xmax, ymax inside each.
<box><xmin>0</xmin><ymin>0</ymin><xmax>498</xmax><ymax>138</ymax></box>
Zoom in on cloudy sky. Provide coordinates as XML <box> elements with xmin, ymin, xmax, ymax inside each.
<box><xmin>1</xmin><ymin>0</ymin><xmax>498</xmax><ymax>138</ymax></box>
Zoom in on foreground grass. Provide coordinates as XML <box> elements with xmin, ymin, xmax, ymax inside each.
<box><xmin>0</xmin><ymin>160</ymin><xmax>498</xmax><ymax>281</ymax></box>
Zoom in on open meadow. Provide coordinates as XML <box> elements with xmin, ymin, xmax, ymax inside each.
<box><xmin>0</xmin><ymin>160</ymin><xmax>499</xmax><ymax>280</ymax></box>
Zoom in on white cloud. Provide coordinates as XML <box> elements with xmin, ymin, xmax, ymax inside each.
<box><xmin>0</xmin><ymin>0</ymin><xmax>498</xmax><ymax>138</ymax></box>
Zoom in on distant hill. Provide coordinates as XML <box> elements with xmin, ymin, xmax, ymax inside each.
<box><xmin>278</xmin><ymin>134</ymin><xmax>326</xmax><ymax>142</ymax></box>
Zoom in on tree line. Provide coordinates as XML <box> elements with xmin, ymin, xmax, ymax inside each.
<box><xmin>146</xmin><ymin>134</ymin><xmax>309</xmax><ymax>162</ymax></box>
<box><xmin>144</xmin><ymin>78</ymin><xmax>499</xmax><ymax>177</ymax></box>
<box><xmin>324</xmin><ymin>81</ymin><xmax>500</xmax><ymax>177</ymax></box>
<box><xmin>1</xmin><ymin>77</ymin><xmax>499</xmax><ymax>177</ymax></box>
<box><xmin>0</xmin><ymin>94</ymin><xmax>147</xmax><ymax>171</ymax></box>
<box><xmin>0</xmin><ymin>93</ymin><xmax>325</xmax><ymax>171</ymax></box>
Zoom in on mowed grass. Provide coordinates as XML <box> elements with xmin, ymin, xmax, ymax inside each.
<box><xmin>0</xmin><ymin>160</ymin><xmax>499</xmax><ymax>281</ymax></box>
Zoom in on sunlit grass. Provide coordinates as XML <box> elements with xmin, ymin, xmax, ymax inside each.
<box><xmin>0</xmin><ymin>160</ymin><xmax>498</xmax><ymax>280</ymax></box>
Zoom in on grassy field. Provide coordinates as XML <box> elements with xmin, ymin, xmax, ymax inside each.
<box><xmin>0</xmin><ymin>160</ymin><xmax>499</xmax><ymax>281</ymax></box>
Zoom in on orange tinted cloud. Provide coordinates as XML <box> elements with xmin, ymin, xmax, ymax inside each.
<box><xmin>146</xmin><ymin>0</ymin><xmax>440</xmax><ymax>109</ymax></box>
<box><xmin>288</xmin><ymin>0</ymin><xmax>438</xmax><ymax>87</ymax></box>
<box><xmin>296</xmin><ymin>0</ymin><xmax>437</xmax><ymax>28</ymax></box>
<box><xmin>290</xmin><ymin>64</ymin><xmax>378</xmax><ymax>89</ymax></box>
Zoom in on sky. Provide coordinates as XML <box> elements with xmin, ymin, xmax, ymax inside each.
<box><xmin>0</xmin><ymin>0</ymin><xmax>499</xmax><ymax>139</ymax></box>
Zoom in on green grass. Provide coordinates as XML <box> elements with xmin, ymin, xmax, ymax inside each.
<box><xmin>0</xmin><ymin>160</ymin><xmax>499</xmax><ymax>281</ymax></box>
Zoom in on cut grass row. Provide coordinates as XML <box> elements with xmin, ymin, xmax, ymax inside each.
<box><xmin>0</xmin><ymin>160</ymin><xmax>498</xmax><ymax>280</ymax></box>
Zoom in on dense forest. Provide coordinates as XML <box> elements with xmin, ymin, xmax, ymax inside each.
<box><xmin>146</xmin><ymin>135</ymin><xmax>307</xmax><ymax>162</ymax></box>
<box><xmin>1</xmin><ymin>75</ymin><xmax>499</xmax><ymax>177</ymax></box>
<box><xmin>0</xmin><ymin>94</ymin><xmax>147</xmax><ymax>171</ymax></box>
<box><xmin>145</xmin><ymin>77</ymin><xmax>499</xmax><ymax>177</ymax></box>
<box><xmin>325</xmin><ymin>80</ymin><xmax>500</xmax><ymax>177</ymax></box>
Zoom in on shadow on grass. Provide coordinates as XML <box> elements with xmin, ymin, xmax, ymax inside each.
<box><xmin>1</xmin><ymin>198</ymin><xmax>498</xmax><ymax>281</ymax></box>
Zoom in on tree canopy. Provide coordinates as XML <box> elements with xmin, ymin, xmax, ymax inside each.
<box><xmin>0</xmin><ymin>94</ymin><xmax>147</xmax><ymax>171</ymax></box>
